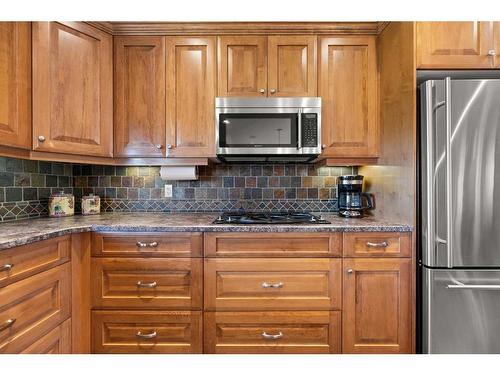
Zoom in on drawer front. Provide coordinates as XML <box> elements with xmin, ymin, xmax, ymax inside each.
<box><xmin>343</xmin><ymin>232</ymin><xmax>411</xmax><ymax>257</ymax></box>
<box><xmin>21</xmin><ymin>318</ymin><xmax>71</xmax><ymax>354</ymax></box>
<box><xmin>204</xmin><ymin>311</ymin><xmax>341</xmax><ymax>354</ymax></box>
<box><xmin>204</xmin><ymin>258</ymin><xmax>341</xmax><ymax>311</ymax></box>
<box><xmin>204</xmin><ymin>232</ymin><xmax>341</xmax><ymax>257</ymax></box>
<box><xmin>92</xmin><ymin>232</ymin><xmax>202</xmax><ymax>257</ymax></box>
<box><xmin>0</xmin><ymin>235</ymin><xmax>70</xmax><ymax>287</ymax></box>
<box><xmin>0</xmin><ymin>263</ymin><xmax>71</xmax><ymax>353</ymax></box>
<box><xmin>91</xmin><ymin>258</ymin><xmax>202</xmax><ymax>310</ymax></box>
<box><xmin>92</xmin><ymin>311</ymin><xmax>202</xmax><ymax>353</ymax></box>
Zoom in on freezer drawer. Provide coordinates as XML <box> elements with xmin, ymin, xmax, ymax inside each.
<box><xmin>422</xmin><ymin>267</ymin><xmax>500</xmax><ymax>353</ymax></box>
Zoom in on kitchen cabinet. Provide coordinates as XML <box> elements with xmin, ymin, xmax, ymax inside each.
<box><xmin>165</xmin><ymin>37</ymin><xmax>216</xmax><ymax>158</ymax></box>
<box><xmin>32</xmin><ymin>22</ymin><xmax>113</xmax><ymax>157</ymax></box>
<box><xmin>342</xmin><ymin>258</ymin><xmax>411</xmax><ymax>353</ymax></box>
<box><xmin>217</xmin><ymin>35</ymin><xmax>317</xmax><ymax>97</ymax></box>
<box><xmin>319</xmin><ymin>36</ymin><xmax>379</xmax><ymax>159</ymax></box>
<box><xmin>416</xmin><ymin>22</ymin><xmax>499</xmax><ymax>68</ymax></box>
<box><xmin>343</xmin><ymin>232</ymin><xmax>412</xmax><ymax>258</ymax></box>
<box><xmin>0</xmin><ymin>22</ymin><xmax>31</xmax><ymax>150</ymax></box>
<box><xmin>114</xmin><ymin>36</ymin><xmax>166</xmax><ymax>157</ymax></box>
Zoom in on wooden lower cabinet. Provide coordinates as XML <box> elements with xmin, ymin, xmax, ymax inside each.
<box><xmin>21</xmin><ymin>319</ymin><xmax>71</xmax><ymax>354</ymax></box>
<box><xmin>204</xmin><ymin>311</ymin><xmax>341</xmax><ymax>354</ymax></box>
<box><xmin>91</xmin><ymin>311</ymin><xmax>202</xmax><ymax>354</ymax></box>
<box><xmin>342</xmin><ymin>258</ymin><xmax>411</xmax><ymax>353</ymax></box>
<box><xmin>0</xmin><ymin>262</ymin><xmax>71</xmax><ymax>353</ymax></box>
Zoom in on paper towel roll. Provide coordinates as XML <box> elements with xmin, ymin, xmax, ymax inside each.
<box><xmin>160</xmin><ymin>166</ymin><xmax>198</xmax><ymax>181</ymax></box>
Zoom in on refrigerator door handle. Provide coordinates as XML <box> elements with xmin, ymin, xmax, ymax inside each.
<box><xmin>447</xmin><ymin>284</ymin><xmax>500</xmax><ymax>290</ymax></box>
<box><xmin>444</xmin><ymin>77</ymin><xmax>453</xmax><ymax>268</ymax></box>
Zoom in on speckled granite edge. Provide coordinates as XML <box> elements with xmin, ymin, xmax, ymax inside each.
<box><xmin>0</xmin><ymin>213</ymin><xmax>412</xmax><ymax>251</ymax></box>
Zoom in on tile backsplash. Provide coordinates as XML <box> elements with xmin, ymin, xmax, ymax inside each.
<box><xmin>0</xmin><ymin>156</ymin><xmax>356</xmax><ymax>222</ymax></box>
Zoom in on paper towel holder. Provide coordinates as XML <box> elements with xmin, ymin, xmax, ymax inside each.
<box><xmin>159</xmin><ymin>166</ymin><xmax>198</xmax><ymax>181</ymax></box>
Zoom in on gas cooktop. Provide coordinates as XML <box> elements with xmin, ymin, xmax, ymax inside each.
<box><xmin>212</xmin><ymin>211</ymin><xmax>330</xmax><ymax>225</ymax></box>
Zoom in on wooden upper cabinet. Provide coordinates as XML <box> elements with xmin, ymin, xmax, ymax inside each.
<box><xmin>166</xmin><ymin>37</ymin><xmax>216</xmax><ymax>157</ymax></box>
<box><xmin>114</xmin><ymin>36</ymin><xmax>166</xmax><ymax>157</ymax></box>
<box><xmin>268</xmin><ymin>36</ymin><xmax>317</xmax><ymax>97</ymax></box>
<box><xmin>342</xmin><ymin>259</ymin><xmax>411</xmax><ymax>354</ymax></box>
<box><xmin>0</xmin><ymin>22</ymin><xmax>31</xmax><ymax>150</ymax></box>
<box><xmin>319</xmin><ymin>36</ymin><xmax>378</xmax><ymax>159</ymax></box>
<box><xmin>218</xmin><ymin>36</ymin><xmax>267</xmax><ymax>97</ymax></box>
<box><xmin>417</xmin><ymin>22</ymin><xmax>496</xmax><ymax>68</ymax></box>
<box><xmin>32</xmin><ymin>22</ymin><xmax>113</xmax><ymax>157</ymax></box>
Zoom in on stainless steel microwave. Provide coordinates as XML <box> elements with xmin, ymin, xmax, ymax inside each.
<box><xmin>215</xmin><ymin>97</ymin><xmax>321</xmax><ymax>163</ymax></box>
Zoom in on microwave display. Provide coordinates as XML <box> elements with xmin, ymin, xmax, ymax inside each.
<box><xmin>219</xmin><ymin>113</ymin><xmax>298</xmax><ymax>148</ymax></box>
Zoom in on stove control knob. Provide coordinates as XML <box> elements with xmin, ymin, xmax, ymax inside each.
<box><xmin>318</xmin><ymin>215</ymin><xmax>324</xmax><ymax>221</ymax></box>
<box><xmin>310</xmin><ymin>217</ymin><xmax>316</xmax><ymax>222</ymax></box>
<box><xmin>217</xmin><ymin>216</ymin><xmax>223</xmax><ymax>221</ymax></box>
<box><xmin>227</xmin><ymin>217</ymin><xmax>232</xmax><ymax>222</ymax></box>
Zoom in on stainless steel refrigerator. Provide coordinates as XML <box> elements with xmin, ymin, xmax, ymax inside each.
<box><xmin>420</xmin><ymin>77</ymin><xmax>500</xmax><ymax>353</ymax></box>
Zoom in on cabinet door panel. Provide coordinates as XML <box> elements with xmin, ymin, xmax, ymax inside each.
<box><xmin>319</xmin><ymin>36</ymin><xmax>378</xmax><ymax>158</ymax></box>
<box><xmin>32</xmin><ymin>22</ymin><xmax>113</xmax><ymax>157</ymax></box>
<box><xmin>0</xmin><ymin>22</ymin><xmax>31</xmax><ymax>150</ymax></box>
<box><xmin>343</xmin><ymin>259</ymin><xmax>411</xmax><ymax>353</ymax></box>
<box><xmin>21</xmin><ymin>319</ymin><xmax>71</xmax><ymax>354</ymax></box>
<box><xmin>218</xmin><ymin>36</ymin><xmax>267</xmax><ymax>97</ymax></box>
<box><xmin>268</xmin><ymin>36</ymin><xmax>317</xmax><ymax>97</ymax></box>
<box><xmin>114</xmin><ymin>36</ymin><xmax>165</xmax><ymax>157</ymax></box>
<box><xmin>417</xmin><ymin>22</ymin><xmax>494</xmax><ymax>68</ymax></box>
<box><xmin>166</xmin><ymin>37</ymin><xmax>216</xmax><ymax>157</ymax></box>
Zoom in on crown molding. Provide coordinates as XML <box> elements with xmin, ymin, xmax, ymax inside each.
<box><xmin>86</xmin><ymin>21</ymin><xmax>389</xmax><ymax>36</ymax></box>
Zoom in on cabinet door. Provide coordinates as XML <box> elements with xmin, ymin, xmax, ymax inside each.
<box><xmin>319</xmin><ymin>36</ymin><xmax>378</xmax><ymax>158</ymax></box>
<box><xmin>0</xmin><ymin>22</ymin><xmax>31</xmax><ymax>150</ymax></box>
<box><xmin>268</xmin><ymin>36</ymin><xmax>317</xmax><ymax>97</ymax></box>
<box><xmin>32</xmin><ymin>22</ymin><xmax>113</xmax><ymax>157</ymax></box>
<box><xmin>114</xmin><ymin>36</ymin><xmax>166</xmax><ymax>157</ymax></box>
<box><xmin>21</xmin><ymin>319</ymin><xmax>71</xmax><ymax>354</ymax></box>
<box><xmin>342</xmin><ymin>259</ymin><xmax>411</xmax><ymax>353</ymax></box>
<box><xmin>417</xmin><ymin>22</ymin><xmax>494</xmax><ymax>68</ymax></box>
<box><xmin>494</xmin><ymin>22</ymin><xmax>500</xmax><ymax>68</ymax></box>
<box><xmin>166</xmin><ymin>37</ymin><xmax>216</xmax><ymax>157</ymax></box>
<box><xmin>218</xmin><ymin>36</ymin><xmax>267</xmax><ymax>97</ymax></box>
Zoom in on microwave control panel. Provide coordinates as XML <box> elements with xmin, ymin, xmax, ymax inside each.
<box><xmin>301</xmin><ymin>113</ymin><xmax>318</xmax><ymax>147</ymax></box>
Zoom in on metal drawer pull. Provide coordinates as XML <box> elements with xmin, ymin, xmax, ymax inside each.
<box><xmin>447</xmin><ymin>284</ymin><xmax>500</xmax><ymax>290</ymax></box>
<box><xmin>136</xmin><ymin>241</ymin><xmax>159</xmax><ymax>248</ymax></box>
<box><xmin>262</xmin><ymin>331</ymin><xmax>283</xmax><ymax>340</ymax></box>
<box><xmin>366</xmin><ymin>241</ymin><xmax>388</xmax><ymax>248</ymax></box>
<box><xmin>137</xmin><ymin>281</ymin><xmax>157</xmax><ymax>288</ymax></box>
<box><xmin>0</xmin><ymin>263</ymin><xmax>13</xmax><ymax>271</ymax></box>
<box><xmin>136</xmin><ymin>331</ymin><xmax>157</xmax><ymax>339</ymax></box>
<box><xmin>261</xmin><ymin>282</ymin><xmax>284</xmax><ymax>289</ymax></box>
<box><xmin>0</xmin><ymin>318</ymin><xmax>16</xmax><ymax>332</ymax></box>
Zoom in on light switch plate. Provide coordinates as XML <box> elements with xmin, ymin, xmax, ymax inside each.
<box><xmin>164</xmin><ymin>184</ymin><xmax>172</xmax><ymax>198</ymax></box>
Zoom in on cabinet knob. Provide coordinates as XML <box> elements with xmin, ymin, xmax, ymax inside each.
<box><xmin>347</xmin><ymin>269</ymin><xmax>353</xmax><ymax>274</ymax></box>
<box><xmin>38</xmin><ymin>135</ymin><xmax>45</xmax><ymax>142</ymax></box>
<box><xmin>259</xmin><ymin>88</ymin><xmax>266</xmax><ymax>94</ymax></box>
<box><xmin>155</xmin><ymin>144</ymin><xmax>163</xmax><ymax>149</ymax></box>
<box><xmin>321</xmin><ymin>144</ymin><xmax>326</xmax><ymax>150</ymax></box>
<box><xmin>270</xmin><ymin>88</ymin><xmax>276</xmax><ymax>94</ymax></box>
<box><xmin>488</xmin><ymin>49</ymin><xmax>496</xmax><ymax>56</ymax></box>
<box><xmin>166</xmin><ymin>144</ymin><xmax>172</xmax><ymax>149</ymax></box>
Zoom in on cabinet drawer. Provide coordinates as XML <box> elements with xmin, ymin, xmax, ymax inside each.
<box><xmin>0</xmin><ymin>235</ymin><xmax>70</xmax><ymax>287</ymax></box>
<box><xmin>21</xmin><ymin>318</ymin><xmax>71</xmax><ymax>354</ymax></box>
<box><xmin>204</xmin><ymin>232</ymin><xmax>341</xmax><ymax>257</ymax></box>
<box><xmin>204</xmin><ymin>311</ymin><xmax>341</xmax><ymax>354</ymax></box>
<box><xmin>91</xmin><ymin>258</ymin><xmax>202</xmax><ymax>310</ymax></box>
<box><xmin>204</xmin><ymin>258</ymin><xmax>341</xmax><ymax>311</ymax></box>
<box><xmin>343</xmin><ymin>232</ymin><xmax>411</xmax><ymax>257</ymax></box>
<box><xmin>0</xmin><ymin>263</ymin><xmax>71</xmax><ymax>353</ymax></box>
<box><xmin>92</xmin><ymin>232</ymin><xmax>202</xmax><ymax>257</ymax></box>
<box><xmin>91</xmin><ymin>311</ymin><xmax>202</xmax><ymax>353</ymax></box>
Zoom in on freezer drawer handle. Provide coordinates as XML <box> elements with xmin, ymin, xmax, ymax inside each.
<box><xmin>447</xmin><ymin>284</ymin><xmax>500</xmax><ymax>290</ymax></box>
<box><xmin>366</xmin><ymin>241</ymin><xmax>388</xmax><ymax>248</ymax></box>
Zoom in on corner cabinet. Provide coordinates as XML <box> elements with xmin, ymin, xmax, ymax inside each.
<box><xmin>165</xmin><ymin>37</ymin><xmax>216</xmax><ymax>158</ymax></box>
<box><xmin>32</xmin><ymin>22</ymin><xmax>113</xmax><ymax>157</ymax></box>
<box><xmin>114</xmin><ymin>36</ymin><xmax>166</xmax><ymax>157</ymax></box>
<box><xmin>319</xmin><ymin>36</ymin><xmax>379</xmax><ymax>160</ymax></box>
<box><xmin>416</xmin><ymin>22</ymin><xmax>500</xmax><ymax>69</ymax></box>
<box><xmin>217</xmin><ymin>35</ymin><xmax>317</xmax><ymax>97</ymax></box>
<box><xmin>0</xmin><ymin>22</ymin><xmax>31</xmax><ymax>150</ymax></box>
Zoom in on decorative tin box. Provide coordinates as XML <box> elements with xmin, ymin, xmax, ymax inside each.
<box><xmin>81</xmin><ymin>194</ymin><xmax>100</xmax><ymax>215</ymax></box>
<box><xmin>48</xmin><ymin>191</ymin><xmax>75</xmax><ymax>217</ymax></box>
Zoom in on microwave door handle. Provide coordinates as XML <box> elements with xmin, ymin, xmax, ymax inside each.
<box><xmin>297</xmin><ymin>109</ymin><xmax>302</xmax><ymax>150</ymax></box>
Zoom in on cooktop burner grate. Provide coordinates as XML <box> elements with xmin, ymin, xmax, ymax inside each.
<box><xmin>212</xmin><ymin>211</ymin><xmax>330</xmax><ymax>225</ymax></box>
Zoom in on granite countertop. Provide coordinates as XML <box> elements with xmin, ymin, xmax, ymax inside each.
<box><xmin>0</xmin><ymin>212</ymin><xmax>412</xmax><ymax>251</ymax></box>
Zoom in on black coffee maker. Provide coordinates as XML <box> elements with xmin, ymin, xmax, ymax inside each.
<box><xmin>337</xmin><ymin>175</ymin><xmax>373</xmax><ymax>218</ymax></box>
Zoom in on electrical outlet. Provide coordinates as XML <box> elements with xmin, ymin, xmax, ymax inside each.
<box><xmin>164</xmin><ymin>184</ymin><xmax>172</xmax><ymax>198</ymax></box>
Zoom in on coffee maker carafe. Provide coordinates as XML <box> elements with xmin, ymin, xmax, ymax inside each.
<box><xmin>337</xmin><ymin>175</ymin><xmax>373</xmax><ymax>218</ymax></box>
